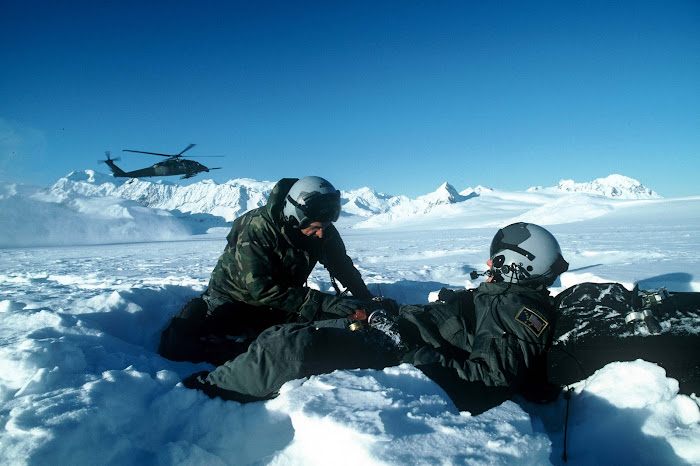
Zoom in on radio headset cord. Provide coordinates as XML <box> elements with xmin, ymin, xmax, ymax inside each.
<box><xmin>330</xmin><ymin>275</ymin><xmax>349</xmax><ymax>297</ymax></box>
<box><xmin>484</xmin><ymin>269</ymin><xmax>585</xmax><ymax>463</ymax></box>
<box><xmin>333</xmin><ymin>275</ymin><xmax>388</xmax><ymax>302</ymax></box>
<box><xmin>550</xmin><ymin>341</ymin><xmax>587</xmax><ymax>461</ymax></box>
<box><xmin>561</xmin><ymin>385</ymin><xmax>574</xmax><ymax>461</ymax></box>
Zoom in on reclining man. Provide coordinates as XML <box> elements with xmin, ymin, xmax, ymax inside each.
<box><xmin>159</xmin><ymin>176</ymin><xmax>375</xmax><ymax>366</ymax></box>
<box><xmin>183</xmin><ymin>222</ymin><xmax>570</xmax><ymax>412</ymax></box>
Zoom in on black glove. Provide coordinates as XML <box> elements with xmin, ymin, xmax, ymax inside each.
<box><xmin>438</xmin><ymin>287</ymin><xmax>474</xmax><ymax>305</ymax></box>
<box><xmin>438</xmin><ymin>287</ymin><xmax>458</xmax><ymax>303</ymax></box>
<box><xmin>319</xmin><ymin>294</ymin><xmax>361</xmax><ymax>319</ymax></box>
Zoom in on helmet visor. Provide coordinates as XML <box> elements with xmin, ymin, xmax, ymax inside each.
<box><xmin>293</xmin><ymin>191</ymin><xmax>341</xmax><ymax>223</ymax></box>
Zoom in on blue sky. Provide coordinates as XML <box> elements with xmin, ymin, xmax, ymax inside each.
<box><xmin>1</xmin><ymin>0</ymin><xmax>698</xmax><ymax>197</ymax></box>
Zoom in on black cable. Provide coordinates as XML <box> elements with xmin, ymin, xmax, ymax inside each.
<box><xmin>562</xmin><ymin>385</ymin><xmax>574</xmax><ymax>462</ymax></box>
<box><xmin>330</xmin><ymin>275</ymin><xmax>348</xmax><ymax>297</ymax></box>
<box><xmin>549</xmin><ymin>342</ymin><xmax>587</xmax><ymax>381</ymax></box>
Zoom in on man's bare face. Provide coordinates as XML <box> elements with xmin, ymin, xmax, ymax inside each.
<box><xmin>300</xmin><ymin>221</ymin><xmax>331</xmax><ymax>239</ymax></box>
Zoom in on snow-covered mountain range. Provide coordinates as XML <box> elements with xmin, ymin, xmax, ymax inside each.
<box><xmin>0</xmin><ymin>172</ymin><xmax>665</xmax><ymax>247</ymax></box>
<box><xmin>47</xmin><ymin>170</ymin><xmax>275</xmax><ymax>222</ymax></box>
<box><xmin>527</xmin><ymin>174</ymin><xmax>661</xmax><ymax>199</ymax></box>
<box><xmin>47</xmin><ymin>171</ymin><xmax>661</xmax><ymax>218</ymax></box>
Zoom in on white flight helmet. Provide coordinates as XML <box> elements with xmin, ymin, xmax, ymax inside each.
<box><xmin>489</xmin><ymin>222</ymin><xmax>569</xmax><ymax>286</ymax></box>
<box><xmin>283</xmin><ymin>176</ymin><xmax>341</xmax><ymax>228</ymax></box>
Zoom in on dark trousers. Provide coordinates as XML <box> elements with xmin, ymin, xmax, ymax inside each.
<box><xmin>184</xmin><ymin>319</ymin><xmax>399</xmax><ymax>402</ymax></box>
<box><xmin>158</xmin><ymin>296</ymin><xmax>292</xmax><ymax>366</ymax></box>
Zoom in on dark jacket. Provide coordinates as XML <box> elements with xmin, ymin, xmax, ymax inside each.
<box><xmin>206</xmin><ymin>178</ymin><xmax>371</xmax><ymax>321</ymax></box>
<box><xmin>402</xmin><ymin>281</ymin><xmax>556</xmax><ymax>389</ymax></box>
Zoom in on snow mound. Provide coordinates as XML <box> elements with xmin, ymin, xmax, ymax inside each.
<box><xmin>267</xmin><ymin>364</ymin><xmax>552</xmax><ymax>464</ymax></box>
<box><xmin>0</xmin><ymin>183</ymin><xmax>193</xmax><ymax>247</ymax></box>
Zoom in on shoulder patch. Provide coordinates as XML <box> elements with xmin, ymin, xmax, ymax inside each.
<box><xmin>515</xmin><ymin>306</ymin><xmax>549</xmax><ymax>337</ymax></box>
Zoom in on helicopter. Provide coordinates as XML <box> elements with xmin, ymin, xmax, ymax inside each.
<box><xmin>101</xmin><ymin>144</ymin><xmax>222</xmax><ymax>180</ymax></box>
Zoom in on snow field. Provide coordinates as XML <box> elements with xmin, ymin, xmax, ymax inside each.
<box><xmin>1</xmin><ymin>174</ymin><xmax>699</xmax><ymax>464</ymax></box>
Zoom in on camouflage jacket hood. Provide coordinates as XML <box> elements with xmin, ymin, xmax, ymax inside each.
<box><xmin>261</xmin><ymin>178</ymin><xmax>294</xmax><ymax>234</ymax></box>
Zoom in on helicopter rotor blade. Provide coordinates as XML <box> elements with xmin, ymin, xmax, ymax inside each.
<box><xmin>178</xmin><ymin>143</ymin><xmax>196</xmax><ymax>156</ymax></box>
<box><xmin>123</xmin><ymin>149</ymin><xmax>173</xmax><ymax>157</ymax></box>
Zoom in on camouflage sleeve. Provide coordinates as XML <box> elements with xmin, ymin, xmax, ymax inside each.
<box><xmin>233</xmin><ymin>226</ymin><xmax>317</xmax><ymax>317</ymax></box>
<box><xmin>320</xmin><ymin>226</ymin><xmax>372</xmax><ymax>300</ymax></box>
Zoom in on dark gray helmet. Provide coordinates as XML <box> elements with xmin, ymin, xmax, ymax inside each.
<box><xmin>489</xmin><ymin>222</ymin><xmax>569</xmax><ymax>286</ymax></box>
<box><xmin>283</xmin><ymin>176</ymin><xmax>341</xmax><ymax>228</ymax></box>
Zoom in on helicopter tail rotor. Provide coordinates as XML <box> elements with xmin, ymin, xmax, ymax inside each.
<box><xmin>99</xmin><ymin>151</ymin><xmax>121</xmax><ymax>164</ymax></box>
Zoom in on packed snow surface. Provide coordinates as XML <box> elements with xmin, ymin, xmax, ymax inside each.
<box><xmin>1</xmin><ymin>173</ymin><xmax>699</xmax><ymax>465</ymax></box>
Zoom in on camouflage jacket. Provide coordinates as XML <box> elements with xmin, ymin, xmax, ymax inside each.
<box><xmin>206</xmin><ymin>178</ymin><xmax>371</xmax><ymax>320</ymax></box>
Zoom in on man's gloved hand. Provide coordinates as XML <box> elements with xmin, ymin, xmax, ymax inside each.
<box><xmin>438</xmin><ymin>287</ymin><xmax>457</xmax><ymax>302</ymax></box>
<box><xmin>300</xmin><ymin>290</ymin><xmax>361</xmax><ymax>322</ymax></box>
<box><xmin>319</xmin><ymin>294</ymin><xmax>361</xmax><ymax>319</ymax></box>
<box><xmin>438</xmin><ymin>287</ymin><xmax>474</xmax><ymax>305</ymax></box>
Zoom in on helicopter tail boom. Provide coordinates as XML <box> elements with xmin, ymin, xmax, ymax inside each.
<box><xmin>101</xmin><ymin>152</ymin><xmax>128</xmax><ymax>177</ymax></box>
